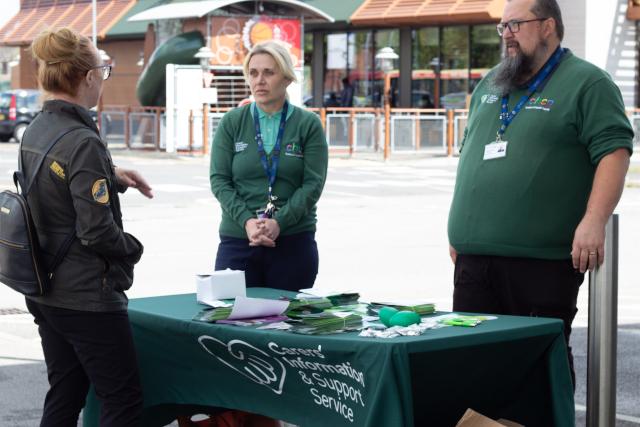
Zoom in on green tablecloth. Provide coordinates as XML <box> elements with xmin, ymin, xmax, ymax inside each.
<box><xmin>83</xmin><ymin>288</ymin><xmax>575</xmax><ymax>427</ymax></box>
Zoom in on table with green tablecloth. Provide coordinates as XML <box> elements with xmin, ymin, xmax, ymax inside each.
<box><xmin>83</xmin><ymin>288</ymin><xmax>575</xmax><ymax>427</ymax></box>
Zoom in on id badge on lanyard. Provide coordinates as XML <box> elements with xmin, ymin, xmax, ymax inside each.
<box><xmin>254</xmin><ymin>102</ymin><xmax>288</xmax><ymax>218</ymax></box>
<box><xmin>484</xmin><ymin>139</ymin><xmax>508</xmax><ymax>160</ymax></box>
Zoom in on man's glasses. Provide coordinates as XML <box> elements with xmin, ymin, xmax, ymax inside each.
<box><xmin>496</xmin><ymin>18</ymin><xmax>549</xmax><ymax>36</ymax></box>
<box><xmin>89</xmin><ymin>64</ymin><xmax>112</xmax><ymax>80</ymax></box>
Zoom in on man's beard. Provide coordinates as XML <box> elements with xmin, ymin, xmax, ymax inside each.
<box><xmin>492</xmin><ymin>40</ymin><xmax>548</xmax><ymax>96</ymax></box>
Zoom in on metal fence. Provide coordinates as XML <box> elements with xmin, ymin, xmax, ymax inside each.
<box><xmin>390</xmin><ymin>115</ymin><xmax>446</xmax><ymax>152</ymax></box>
<box><xmin>101</xmin><ymin>106</ymin><xmax>164</xmax><ymax>151</ymax></box>
<box><xmin>99</xmin><ymin>106</ymin><xmax>640</xmax><ymax>156</ymax></box>
<box><xmin>98</xmin><ymin>106</ymin><xmax>470</xmax><ymax>157</ymax></box>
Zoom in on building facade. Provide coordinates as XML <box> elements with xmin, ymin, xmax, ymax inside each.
<box><xmin>0</xmin><ymin>0</ymin><xmax>638</xmax><ymax>109</ymax></box>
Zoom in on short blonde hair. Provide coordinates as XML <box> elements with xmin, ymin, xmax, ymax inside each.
<box><xmin>30</xmin><ymin>28</ymin><xmax>98</xmax><ymax>97</ymax></box>
<box><xmin>243</xmin><ymin>41</ymin><xmax>297</xmax><ymax>83</ymax></box>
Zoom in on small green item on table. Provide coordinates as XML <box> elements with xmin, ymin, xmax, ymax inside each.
<box><xmin>441</xmin><ymin>316</ymin><xmax>483</xmax><ymax>327</ymax></box>
<box><xmin>391</xmin><ymin>311</ymin><xmax>421</xmax><ymax>327</ymax></box>
<box><xmin>379</xmin><ymin>307</ymin><xmax>398</xmax><ymax>327</ymax></box>
<box><xmin>378</xmin><ymin>306</ymin><xmax>421</xmax><ymax>327</ymax></box>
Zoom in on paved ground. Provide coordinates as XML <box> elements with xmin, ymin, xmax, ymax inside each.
<box><xmin>1</xmin><ymin>141</ymin><xmax>639</xmax><ymax>426</ymax></box>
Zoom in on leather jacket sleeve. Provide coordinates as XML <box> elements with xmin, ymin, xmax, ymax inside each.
<box><xmin>67</xmin><ymin>136</ymin><xmax>143</xmax><ymax>263</ymax></box>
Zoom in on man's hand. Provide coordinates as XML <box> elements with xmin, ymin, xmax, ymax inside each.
<box><xmin>245</xmin><ymin>218</ymin><xmax>275</xmax><ymax>247</ymax></box>
<box><xmin>114</xmin><ymin>167</ymin><xmax>153</xmax><ymax>199</ymax></box>
<box><xmin>571</xmin><ymin>214</ymin><xmax>605</xmax><ymax>273</ymax></box>
<box><xmin>571</xmin><ymin>148</ymin><xmax>629</xmax><ymax>273</ymax></box>
<box><xmin>449</xmin><ymin>245</ymin><xmax>457</xmax><ymax>264</ymax></box>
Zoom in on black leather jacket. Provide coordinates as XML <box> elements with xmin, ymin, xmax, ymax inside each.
<box><xmin>22</xmin><ymin>100</ymin><xmax>143</xmax><ymax>312</ymax></box>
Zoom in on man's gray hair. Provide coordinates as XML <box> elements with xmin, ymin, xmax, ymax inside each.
<box><xmin>530</xmin><ymin>0</ymin><xmax>564</xmax><ymax>41</ymax></box>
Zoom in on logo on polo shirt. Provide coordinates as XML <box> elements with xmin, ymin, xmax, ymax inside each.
<box><xmin>525</xmin><ymin>95</ymin><xmax>555</xmax><ymax>112</ymax></box>
<box><xmin>285</xmin><ymin>142</ymin><xmax>303</xmax><ymax>158</ymax></box>
<box><xmin>234</xmin><ymin>141</ymin><xmax>248</xmax><ymax>152</ymax></box>
<box><xmin>481</xmin><ymin>94</ymin><xmax>499</xmax><ymax>104</ymax></box>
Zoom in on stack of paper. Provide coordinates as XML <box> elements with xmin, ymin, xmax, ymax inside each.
<box><xmin>298</xmin><ymin>288</ymin><xmax>360</xmax><ymax>306</ymax></box>
<box><xmin>289</xmin><ymin>311</ymin><xmax>363</xmax><ymax>335</ymax></box>
<box><xmin>286</xmin><ymin>296</ymin><xmax>333</xmax><ymax>313</ymax></box>
<box><xmin>193</xmin><ymin>296</ymin><xmax>289</xmax><ymax>323</ymax></box>
<box><xmin>327</xmin><ymin>292</ymin><xmax>361</xmax><ymax>307</ymax></box>
<box><xmin>368</xmin><ymin>299</ymin><xmax>436</xmax><ymax>316</ymax></box>
<box><xmin>193</xmin><ymin>306</ymin><xmax>233</xmax><ymax>322</ymax></box>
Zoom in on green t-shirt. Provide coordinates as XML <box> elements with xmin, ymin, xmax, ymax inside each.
<box><xmin>448</xmin><ymin>51</ymin><xmax>633</xmax><ymax>259</ymax></box>
<box><xmin>210</xmin><ymin>103</ymin><xmax>328</xmax><ymax>238</ymax></box>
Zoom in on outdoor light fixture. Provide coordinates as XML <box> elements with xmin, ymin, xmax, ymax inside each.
<box><xmin>375</xmin><ymin>46</ymin><xmax>398</xmax><ymax>72</ymax></box>
<box><xmin>429</xmin><ymin>57</ymin><xmax>441</xmax><ymax>71</ymax></box>
<box><xmin>375</xmin><ymin>46</ymin><xmax>399</xmax><ymax>60</ymax></box>
<box><xmin>194</xmin><ymin>45</ymin><xmax>215</xmax><ymax>71</ymax></box>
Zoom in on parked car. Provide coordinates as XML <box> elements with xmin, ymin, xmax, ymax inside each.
<box><xmin>0</xmin><ymin>89</ymin><xmax>43</xmax><ymax>142</ymax></box>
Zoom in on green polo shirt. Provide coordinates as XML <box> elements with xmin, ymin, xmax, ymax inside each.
<box><xmin>210</xmin><ymin>103</ymin><xmax>328</xmax><ymax>238</ymax></box>
<box><xmin>448</xmin><ymin>50</ymin><xmax>633</xmax><ymax>259</ymax></box>
<box><xmin>251</xmin><ymin>103</ymin><xmax>294</xmax><ymax>154</ymax></box>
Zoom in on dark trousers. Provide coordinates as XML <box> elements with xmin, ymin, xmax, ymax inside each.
<box><xmin>26</xmin><ymin>299</ymin><xmax>143</xmax><ymax>427</ymax></box>
<box><xmin>215</xmin><ymin>231</ymin><xmax>319</xmax><ymax>292</ymax></box>
<box><xmin>453</xmin><ymin>254</ymin><xmax>584</xmax><ymax>386</ymax></box>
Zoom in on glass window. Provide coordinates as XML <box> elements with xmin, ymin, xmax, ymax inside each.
<box><xmin>0</xmin><ymin>93</ymin><xmax>11</xmax><ymax>108</ymax></box>
<box><xmin>470</xmin><ymin>24</ymin><xmax>501</xmax><ymax>92</ymax></box>
<box><xmin>324</xmin><ymin>33</ymin><xmax>348</xmax><ymax>107</ymax></box>
<box><xmin>374</xmin><ymin>29</ymin><xmax>400</xmax><ymax>107</ymax></box>
<box><xmin>411</xmin><ymin>28</ymin><xmax>439</xmax><ymax>108</ymax></box>
<box><xmin>303</xmin><ymin>33</ymin><xmax>313</xmax><ymax>106</ymax></box>
<box><xmin>440</xmin><ymin>26</ymin><xmax>469</xmax><ymax>108</ymax></box>
<box><xmin>347</xmin><ymin>31</ymin><xmax>374</xmax><ymax>107</ymax></box>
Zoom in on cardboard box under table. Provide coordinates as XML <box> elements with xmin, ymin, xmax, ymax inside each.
<box><xmin>83</xmin><ymin>288</ymin><xmax>574</xmax><ymax>427</ymax></box>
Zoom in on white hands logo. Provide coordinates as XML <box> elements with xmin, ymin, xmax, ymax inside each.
<box><xmin>198</xmin><ymin>336</ymin><xmax>286</xmax><ymax>394</ymax></box>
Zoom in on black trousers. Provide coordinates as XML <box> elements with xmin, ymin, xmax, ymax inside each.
<box><xmin>215</xmin><ymin>231</ymin><xmax>319</xmax><ymax>292</ymax></box>
<box><xmin>453</xmin><ymin>254</ymin><xmax>584</xmax><ymax>386</ymax></box>
<box><xmin>26</xmin><ymin>299</ymin><xmax>143</xmax><ymax>427</ymax></box>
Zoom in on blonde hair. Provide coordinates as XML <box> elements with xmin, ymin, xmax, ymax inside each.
<box><xmin>30</xmin><ymin>27</ymin><xmax>98</xmax><ymax>97</ymax></box>
<box><xmin>243</xmin><ymin>41</ymin><xmax>297</xmax><ymax>83</ymax></box>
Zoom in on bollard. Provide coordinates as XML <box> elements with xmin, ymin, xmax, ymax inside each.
<box><xmin>586</xmin><ymin>214</ymin><xmax>618</xmax><ymax>427</ymax></box>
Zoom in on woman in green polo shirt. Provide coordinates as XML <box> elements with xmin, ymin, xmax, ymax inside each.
<box><xmin>210</xmin><ymin>41</ymin><xmax>328</xmax><ymax>291</ymax></box>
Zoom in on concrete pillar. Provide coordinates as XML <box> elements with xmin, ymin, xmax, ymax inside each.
<box><xmin>399</xmin><ymin>28</ymin><xmax>412</xmax><ymax>108</ymax></box>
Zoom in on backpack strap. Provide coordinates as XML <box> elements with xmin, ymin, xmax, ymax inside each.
<box><xmin>19</xmin><ymin>126</ymin><xmax>86</xmax><ymax>196</ymax></box>
<box><xmin>18</xmin><ymin>125</ymin><xmax>88</xmax><ymax>278</ymax></box>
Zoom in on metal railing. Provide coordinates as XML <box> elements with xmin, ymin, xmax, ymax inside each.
<box><xmin>100</xmin><ymin>106</ymin><xmax>164</xmax><ymax>151</ymax></box>
<box><xmin>587</xmin><ymin>214</ymin><xmax>619</xmax><ymax>427</ymax></box>
<box><xmin>99</xmin><ymin>106</ymin><xmax>640</xmax><ymax>157</ymax></box>
<box><xmin>100</xmin><ymin>104</ymin><xmax>467</xmax><ymax>158</ymax></box>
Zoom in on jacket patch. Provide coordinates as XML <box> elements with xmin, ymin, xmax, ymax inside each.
<box><xmin>49</xmin><ymin>161</ymin><xmax>66</xmax><ymax>179</ymax></box>
<box><xmin>91</xmin><ymin>179</ymin><xmax>109</xmax><ymax>204</ymax></box>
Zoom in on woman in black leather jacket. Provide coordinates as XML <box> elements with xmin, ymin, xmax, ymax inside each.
<box><xmin>22</xmin><ymin>27</ymin><xmax>153</xmax><ymax>427</ymax></box>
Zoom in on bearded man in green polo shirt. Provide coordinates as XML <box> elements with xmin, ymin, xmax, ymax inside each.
<box><xmin>448</xmin><ymin>0</ymin><xmax>632</xmax><ymax>386</ymax></box>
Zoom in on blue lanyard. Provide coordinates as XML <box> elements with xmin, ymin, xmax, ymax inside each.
<box><xmin>497</xmin><ymin>46</ymin><xmax>565</xmax><ymax>141</ymax></box>
<box><xmin>254</xmin><ymin>101</ymin><xmax>288</xmax><ymax>200</ymax></box>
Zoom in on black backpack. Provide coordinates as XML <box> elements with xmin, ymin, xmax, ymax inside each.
<box><xmin>0</xmin><ymin>126</ymin><xmax>83</xmax><ymax>296</ymax></box>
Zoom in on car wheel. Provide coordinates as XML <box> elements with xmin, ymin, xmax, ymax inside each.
<box><xmin>13</xmin><ymin>123</ymin><xmax>28</xmax><ymax>142</ymax></box>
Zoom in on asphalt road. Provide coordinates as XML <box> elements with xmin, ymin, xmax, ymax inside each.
<box><xmin>1</xmin><ymin>140</ymin><xmax>639</xmax><ymax>426</ymax></box>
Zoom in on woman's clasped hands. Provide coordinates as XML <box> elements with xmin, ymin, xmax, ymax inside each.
<box><xmin>245</xmin><ymin>218</ymin><xmax>280</xmax><ymax>247</ymax></box>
